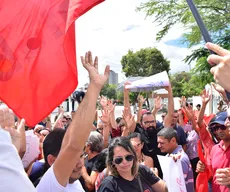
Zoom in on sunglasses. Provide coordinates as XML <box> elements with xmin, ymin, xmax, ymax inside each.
<box><xmin>114</xmin><ymin>154</ymin><xmax>134</xmax><ymax>165</ymax></box>
<box><xmin>210</xmin><ymin>124</ymin><xmax>227</xmax><ymax>132</ymax></box>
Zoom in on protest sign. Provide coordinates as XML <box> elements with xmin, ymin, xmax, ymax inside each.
<box><xmin>125</xmin><ymin>71</ymin><xmax>169</xmax><ymax>92</ymax></box>
<box><xmin>157</xmin><ymin>155</ymin><xmax>187</xmax><ymax>192</ymax></box>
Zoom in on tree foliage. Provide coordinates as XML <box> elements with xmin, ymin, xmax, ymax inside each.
<box><xmin>137</xmin><ymin>0</ymin><xmax>230</xmax><ymax>46</ymax></box>
<box><xmin>100</xmin><ymin>83</ymin><xmax>117</xmax><ymax>99</ymax></box>
<box><xmin>121</xmin><ymin>48</ymin><xmax>170</xmax><ymax>77</ymax></box>
<box><xmin>171</xmin><ymin>71</ymin><xmax>206</xmax><ymax>97</ymax></box>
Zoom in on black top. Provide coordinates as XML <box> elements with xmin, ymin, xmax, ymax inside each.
<box><xmin>134</xmin><ymin>123</ymin><xmax>164</xmax><ymax>156</ymax></box>
<box><xmin>80</xmin><ymin>155</ymin><xmax>100</xmax><ymax>192</ymax></box>
<box><xmin>98</xmin><ymin>165</ymin><xmax>160</xmax><ymax>192</ymax></box>
<box><xmin>173</xmin><ymin>125</ymin><xmax>187</xmax><ymax>146</ymax></box>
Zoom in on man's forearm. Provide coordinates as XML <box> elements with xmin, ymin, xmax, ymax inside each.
<box><xmin>197</xmin><ymin>103</ymin><xmax>206</xmax><ymax>127</ymax></box>
<box><xmin>164</xmin><ymin>86</ymin><xmax>174</xmax><ymax>127</ymax></box>
<box><xmin>109</xmin><ymin>112</ymin><xmax>116</xmax><ymax>129</ymax></box>
<box><xmin>62</xmin><ymin>83</ymin><xmax>101</xmax><ymax>151</ymax></box>
<box><xmin>124</xmin><ymin>91</ymin><xmax>131</xmax><ymax>115</ymax></box>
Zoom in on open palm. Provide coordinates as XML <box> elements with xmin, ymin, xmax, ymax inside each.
<box><xmin>81</xmin><ymin>51</ymin><xmax>110</xmax><ymax>89</ymax></box>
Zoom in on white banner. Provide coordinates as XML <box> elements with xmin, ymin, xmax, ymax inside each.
<box><xmin>125</xmin><ymin>71</ymin><xmax>169</xmax><ymax>92</ymax></box>
<box><xmin>157</xmin><ymin>155</ymin><xmax>187</xmax><ymax>192</ymax></box>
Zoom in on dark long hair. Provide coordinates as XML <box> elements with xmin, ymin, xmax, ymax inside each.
<box><xmin>106</xmin><ymin>137</ymin><xmax>139</xmax><ymax>177</ymax></box>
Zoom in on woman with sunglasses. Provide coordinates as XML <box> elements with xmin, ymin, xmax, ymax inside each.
<box><xmin>98</xmin><ymin>137</ymin><xmax>168</xmax><ymax>192</ymax></box>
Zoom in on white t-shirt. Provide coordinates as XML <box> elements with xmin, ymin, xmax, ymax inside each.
<box><xmin>36</xmin><ymin>165</ymin><xmax>85</xmax><ymax>192</ymax></box>
<box><xmin>0</xmin><ymin>128</ymin><xmax>36</xmax><ymax>192</ymax></box>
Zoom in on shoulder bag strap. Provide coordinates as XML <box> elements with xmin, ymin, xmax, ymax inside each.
<box><xmin>138</xmin><ymin>175</ymin><xmax>144</xmax><ymax>192</ymax></box>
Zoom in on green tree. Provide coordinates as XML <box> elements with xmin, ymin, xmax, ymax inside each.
<box><xmin>170</xmin><ymin>72</ymin><xmax>191</xmax><ymax>97</ymax></box>
<box><xmin>121</xmin><ymin>48</ymin><xmax>170</xmax><ymax>77</ymax></box>
<box><xmin>100</xmin><ymin>84</ymin><xmax>117</xmax><ymax>99</ymax></box>
<box><xmin>137</xmin><ymin>0</ymin><xmax>230</xmax><ymax>46</ymax></box>
<box><xmin>171</xmin><ymin>71</ymin><xmax>209</xmax><ymax>97</ymax></box>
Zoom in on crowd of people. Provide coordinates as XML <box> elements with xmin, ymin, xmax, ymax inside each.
<box><xmin>0</xmin><ymin>43</ymin><xmax>230</xmax><ymax>192</ymax></box>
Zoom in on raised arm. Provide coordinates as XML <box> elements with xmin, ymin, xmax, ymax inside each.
<box><xmin>107</xmin><ymin>100</ymin><xmax>117</xmax><ymax>129</ymax></box>
<box><xmin>183</xmin><ymin>106</ymin><xmax>198</xmax><ymax>133</ymax></box>
<box><xmin>136</xmin><ymin>95</ymin><xmax>145</xmax><ymax>124</ymax></box>
<box><xmin>178</xmin><ymin>96</ymin><xmax>187</xmax><ymax>127</ymax></box>
<box><xmin>164</xmin><ymin>84</ymin><xmax>174</xmax><ymax>128</ymax></box>
<box><xmin>197</xmin><ymin>90</ymin><xmax>211</xmax><ymax>129</ymax></box>
<box><xmin>99</xmin><ymin>108</ymin><xmax>111</xmax><ymax>148</ymax></box>
<box><xmin>123</xmin><ymin>107</ymin><xmax>136</xmax><ymax>133</ymax></box>
<box><xmin>152</xmin><ymin>96</ymin><xmax>162</xmax><ymax>118</ymax></box>
<box><xmin>52</xmin><ymin>106</ymin><xmax>64</xmax><ymax>130</ymax></box>
<box><xmin>53</xmin><ymin>51</ymin><xmax>110</xmax><ymax>187</ymax></box>
<box><xmin>124</xmin><ymin>82</ymin><xmax>132</xmax><ymax>116</ymax></box>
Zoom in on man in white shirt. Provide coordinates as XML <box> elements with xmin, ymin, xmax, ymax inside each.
<box><xmin>36</xmin><ymin>51</ymin><xmax>110</xmax><ymax>192</ymax></box>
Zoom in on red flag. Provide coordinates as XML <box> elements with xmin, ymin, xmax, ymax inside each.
<box><xmin>0</xmin><ymin>0</ymin><xmax>104</xmax><ymax>126</ymax></box>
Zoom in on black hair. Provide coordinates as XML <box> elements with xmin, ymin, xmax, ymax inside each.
<box><xmin>107</xmin><ymin>137</ymin><xmax>138</xmax><ymax>176</ymax></box>
<box><xmin>95</xmin><ymin>148</ymin><xmax>108</xmax><ymax>172</ymax></box>
<box><xmin>116</xmin><ymin>117</ymin><xmax>122</xmax><ymax>124</ymax></box>
<box><xmin>127</xmin><ymin>132</ymin><xmax>144</xmax><ymax>143</ymax></box>
<box><xmin>43</xmin><ymin>128</ymin><xmax>66</xmax><ymax>171</ymax></box>
<box><xmin>157</xmin><ymin>128</ymin><xmax>178</xmax><ymax>143</ymax></box>
<box><xmin>140</xmin><ymin>112</ymin><xmax>152</xmax><ymax>124</ymax></box>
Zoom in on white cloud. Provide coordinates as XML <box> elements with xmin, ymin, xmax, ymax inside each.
<box><xmin>75</xmin><ymin>0</ymin><xmax>196</xmax><ymax>88</ymax></box>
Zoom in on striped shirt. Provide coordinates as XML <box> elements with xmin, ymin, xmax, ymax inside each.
<box><xmin>169</xmin><ymin>145</ymin><xmax>194</xmax><ymax>192</ymax></box>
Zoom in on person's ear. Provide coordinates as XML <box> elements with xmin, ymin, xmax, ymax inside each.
<box><xmin>171</xmin><ymin>137</ymin><xmax>177</xmax><ymax>144</ymax></box>
<box><xmin>47</xmin><ymin>154</ymin><xmax>56</xmax><ymax>166</ymax></box>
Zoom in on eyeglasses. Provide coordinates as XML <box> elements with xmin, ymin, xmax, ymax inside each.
<box><xmin>210</xmin><ymin>124</ymin><xmax>227</xmax><ymax>132</ymax></box>
<box><xmin>114</xmin><ymin>154</ymin><xmax>134</xmax><ymax>165</ymax></box>
<box><xmin>144</xmin><ymin>120</ymin><xmax>155</xmax><ymax>125</ymax></box>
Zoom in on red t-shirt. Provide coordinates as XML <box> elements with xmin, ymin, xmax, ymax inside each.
<box><xmin>211</xmin><ymin>140</ymin><xmax>230</xmax><ymax>192</ymax></box>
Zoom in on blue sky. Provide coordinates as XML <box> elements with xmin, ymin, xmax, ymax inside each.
<box><xmin>75</xmin><ymin>0</ymin><xmax>196</xmax><ymax>88</ymax></box>
<box><xmin>165</xmin><ymin>37</ymin><xmax>190</xmax><ymax>48</ymax></box>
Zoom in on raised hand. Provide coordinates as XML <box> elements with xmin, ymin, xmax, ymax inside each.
<box><xmin>124</xmin><ymin>81</ymin><xmax>131</xmax><ymax>93</ymax></box>
<box><xmin>184</xmin><ymin>106</ymin><xmax>194</xmax><ymax>121</ymax></box>
<box><xmin>180</xmin><ymin>96</ymin><xmax>186</xmax><ymax>108</ymax></box>
<box><xmin>107</xmin><ymin>100</ymin><xmax>116</xmax><ymax>113</ymax></box>
<box><xmin>200</xmin><ymin>89</ymin><xmax>211</xmax><ymax>105</ymax></box>
<box><xmin>99</xmin><ymin>96</ymin><xmax>108</xmax><ymax>109</ymax></box>
<box><xmin>154</xmin><ymin>96</ymin><xmax>162</xmax><ymax>110</ymax></box>
<box><xmin>122</xmin><ymin>108</ymin><xmax>135</xmax><ymax>130</ymax></box>
<box><xmin>99</xmin><ymin>109</ymin><xmax>110</xmax><ymax>125</ymax></box>
<box><xmin>58</xmin><ymin>105</ymin><xmax>64</xmax><ymax>114</ymax></box>
<box><xmin>137</xmin><ymin>94</ymin><xmax>146</xmax><ymax>104</ymax></box>
<box><xmin>0</xmin><ymin>105</ymin><xmax>25</xmax><ymax>151</ymax></box>
<box><xmin>81</xmin><ymin>51</ymin><xmax>110</xmax><ymax>89</ymax></box>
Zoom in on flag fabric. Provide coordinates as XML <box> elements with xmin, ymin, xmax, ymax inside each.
<box><xmin>0</xmin><ymin>0</ymin><xmax>104</xmax><ymax>126</ymax></box>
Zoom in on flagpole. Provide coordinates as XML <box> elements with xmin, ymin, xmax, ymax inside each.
<box><xmin>185</xmin><ymin>0</ymin><xmax>212</xmax><ymax>43</ymax></box>
<box><xmin>186</xmin><ymin>0</ymin><xmax>230</xmax><ymax>101</ymax></box>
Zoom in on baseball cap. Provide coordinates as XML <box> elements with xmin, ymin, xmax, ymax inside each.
<box><xmin>209</xmin><ymin>111</ymin><xmax>227</xmax><ymax>126</ymax></box>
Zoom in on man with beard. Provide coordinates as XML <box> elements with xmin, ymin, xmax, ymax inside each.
<box><xmin>134</xmin><ymin>111</ymin><xmax>164</xmax><ymax>178</ymax></box>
